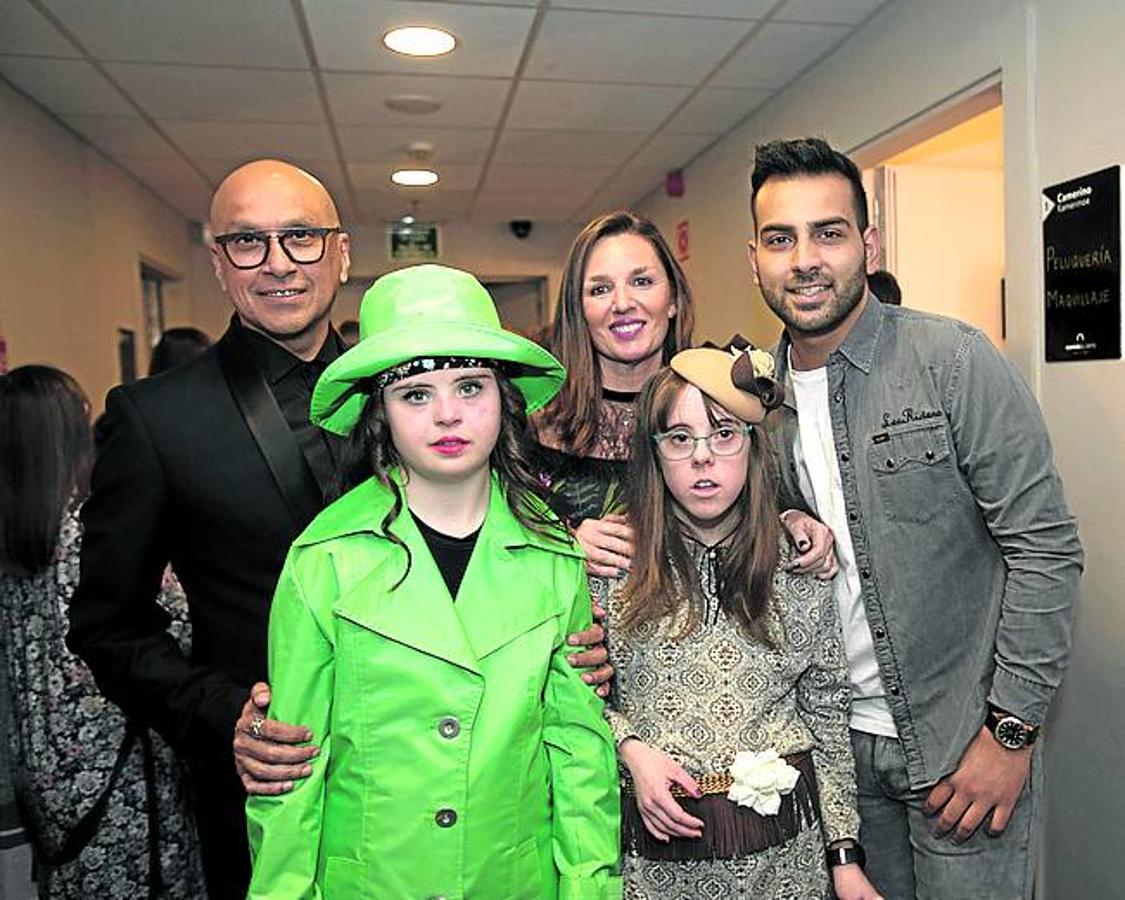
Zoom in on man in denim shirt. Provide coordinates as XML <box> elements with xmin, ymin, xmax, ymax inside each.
<box><xmin>748</xmin><ymin>138</ymin><xmax>1082</xmax><ymax>899</ymax></box>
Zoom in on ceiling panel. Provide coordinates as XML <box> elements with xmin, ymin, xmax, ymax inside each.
<box><xmin>158</xmin><ymin>119</ymin><xmax>336</xmax><ymax>160</ymax></box>
<box><xmin>472</xmin><ymin>191</ymin><xmax>586</xmax><ymax>224</ymax></box>
<box><xmin>348</xmin><ymin>161</ymin><xmax>482</xmax><ymax>192</ymax></box>
<box><xmin>574</xmin><ymin>166</ymin><xmax>668</xmax><ymax>221</ymax></box>
<box><xmin>627</xmin><ymin>132</ymin><xmax>716</xmax><ymax>172</ymax></box>
<box><xmin>0</xmin><ymin>56</ymin><xmax>137</xmax><ymax>115</ymax></box>
<box><xmin>0</xmin><ymin>1</ymin><xmax>80</xmax><ymax>57</ymax></box>
<box><xmin>493</xmin><ymin>129</ymin><xmax>646</xmax><ymax>168</ymax></box>
<box><xmin>482</xmin><ymin>164</ymin><xmax>615</xmax><ymax>196</ymax></box>
<box><xmin>525</xmin><ymin>9</ymin><xmax>750</xmax><ymax>85</ymax></box>
<box><xmin>711</xmin><ymin>21</ymin><xmax>850</xmax><ymax>89</ymax></box>
<box><xmin>778</xmin><ymin>0</ymin><xmax>888</xmax><ymax>25</ymax></box>
<box><xmin>508</xmin><ymin>81</ymin><xmax>690</xmax><ymax>132</ymax></box>
<box><xmin>106</xmin><ymin>63</ymin><xmax>325</xmax><ymax>124</ymax></box>
<box><xmin>339</xmin><ymin>125</ymin><xmax>494</xmax><ymax>165</ymax></box>
<box><xmin>355</xmin><ymin>187</ymin><xmax>474</xmax><ymax>222</ymax></box>
<box><xmin>553</xmin><ymin>1</ymin><xmax>774</xmax><ymax>17</ymax></box>
<box><xmin>323</xmin><ymin>72</ymin><xmax>509</xmax><ymax>128</ymax></box>
<box><xmin>62</xmin><ymin>114</ymin><xmax>179</xmax><ymax>159</ymax></box>
<box><xmin>43</xmin><ymin>0</ymin><xmax>308</xmax><ymax>68</ymax></box>
<box><xmin>663</xmin><ymin>86</ymin><xmax>772</xmax><ymax>134</ymax></box>
<box><xmin>304</xmin><ymin>0</ymin><xmax>535</xmax><ymax>77</ymax></box>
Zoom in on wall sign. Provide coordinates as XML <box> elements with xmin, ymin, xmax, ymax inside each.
<box><xmin>388</xmin><ymin>221</ymin><xmax>440</xmax><ymax>261</ymax></box>
<box><xmin>1042</xmin><ymin>165</ymin><xmax>1120</xmax><ymax>362</ymax></box>
<box><xmin>675</xmin><ymin>219</ymin><xmax>690</xmax><ymax>263</ymax></box>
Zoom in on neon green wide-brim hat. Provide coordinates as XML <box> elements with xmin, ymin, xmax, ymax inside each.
<box><xmin>311</xmin><ymin>264</ymin><xmax>566</xmax><ymax>436</ymax></box>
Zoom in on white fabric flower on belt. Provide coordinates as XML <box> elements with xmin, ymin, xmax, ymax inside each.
<box><xmin>727</xmin><ymin>749</ymin><xmax>801</xmax><ymax>815</ymax></box>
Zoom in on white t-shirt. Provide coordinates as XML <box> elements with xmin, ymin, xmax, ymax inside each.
<box><xmin>788</xmin><ymin>358</ymin><xmax>897</xmax><ymax>738</ymax></box>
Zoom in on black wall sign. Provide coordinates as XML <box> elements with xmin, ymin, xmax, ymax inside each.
<box><xmin>1042</xmin><ymin>165</ymin><xmax>1120</xmax><ymax>362</ymax></box>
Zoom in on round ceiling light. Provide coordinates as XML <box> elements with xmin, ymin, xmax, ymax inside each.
<box><xmin>382</xmin><ymin>26</ymin><xmax>456</xmax><ymax>57</ymax></box>
<box><xmin>384</xmin><ymin>94</ymin><xmax>442</xmax><ymax>115</ymax></box>
<box><xmin>391</xmin><ymin>168</ymin><xmax>439</xmax><ymax>187</ymax></box>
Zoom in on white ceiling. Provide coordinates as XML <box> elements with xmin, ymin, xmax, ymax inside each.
<box><xmin>0</xmin><ymin>0</ymin><xmax>888</xmax><ymax>225</ymax></box>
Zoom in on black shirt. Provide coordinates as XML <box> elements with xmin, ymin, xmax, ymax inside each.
<box><xmin>411</xmin><ymin>512</ymin><xmax>481</xmax><ymax>600</ymax></box>
<box><xmin>238</xmin><ymin>320</ymin><xmax>345</xmax><ymax>499</ymax></box>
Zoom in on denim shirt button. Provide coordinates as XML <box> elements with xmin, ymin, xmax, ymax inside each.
<box><xmin>848</xmin><ymin>511</ymin><xmax>858</xmax><ymax>522</ymax></box>
<box><xmin>874</xmin><ymin>626</ymin><xmax>886</xmax><ymax>638</ymax></box>
<box><xmin>860</xmin><ymin>568</ymin><xmax>871</xmax><ymax>579</ymax></box>
<box><xmin>833</xmin><ymin>391</ymin><xmax>843</xmax><ymax>403</ymax></box>
<box><xmin>889</xmin><ymin>686</ymin><xmax>901</xmax><ymax>695</ymax></box>
<box><xmin>885</xmin><ymin>458</ymin><xmax>895</xmax><ymax>469</ymax></box>
<box><xmin>841</xmin><ymin>451</ymin><xmax>851</xmax><ymax>463</ymax></box>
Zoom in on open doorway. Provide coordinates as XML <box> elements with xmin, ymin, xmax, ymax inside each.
<box><xmin>860</xmin><ymin>91</ymin><xmax>1005</xmax><ymax>347</ymax></box>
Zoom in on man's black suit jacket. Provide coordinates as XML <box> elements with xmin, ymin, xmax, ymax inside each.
<box><xmin>69</xmin><ymin>322</ymin><xmax>329</xmax><ymax>894</ymax></box>
<box><xmin>71</xmin><ymin>322</ymin><xmax>327</xmax><ymax>756</ymax></box>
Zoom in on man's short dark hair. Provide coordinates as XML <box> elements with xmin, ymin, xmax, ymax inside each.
<box><xmin>751</xmin><ymin>138</ymin><xmax>869</xmax><ymax>232</ymax></box>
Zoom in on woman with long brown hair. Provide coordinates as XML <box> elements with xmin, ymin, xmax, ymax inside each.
<box><xmin>0</xmin><ymin>365</ymin><xmax>203</xmax><ymax>898</ymax></box>
<box><xmin>535</xmin><ymin>210</ymin><xmax>694</xmax><ymax>577</ymax></box>
<box><xmin>592</xmin><ymin>347</ymin><xmax>881</xmax><ymax>900</ymax></box>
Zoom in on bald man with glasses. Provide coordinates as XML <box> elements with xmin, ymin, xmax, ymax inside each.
<box><xmin>68</xmin><ymin>160</ymin><xmax>611</xmax><ymax>897</ymax></box>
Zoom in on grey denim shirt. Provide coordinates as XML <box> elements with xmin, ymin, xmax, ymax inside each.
<box><xmin>768</xmin><ymin>297</ymin><xmax>1083</xmax><ymax>790</ymax></box>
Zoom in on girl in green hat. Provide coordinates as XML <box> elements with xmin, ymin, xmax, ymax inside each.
<box><xmin>246</xmin><ymin>265</ymin><xmax>621</xmax><ymax>899</ymax></box>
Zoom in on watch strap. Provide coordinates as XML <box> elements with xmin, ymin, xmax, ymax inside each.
<box><xmin>826</xmin><ymin>842</ymin><xmax>866</xmax><ymax>870</ymax></box>
<box><xmin>986</xmin><ymin>707</ymin><xmax>1040</xmax><ymax>746</ymax></box>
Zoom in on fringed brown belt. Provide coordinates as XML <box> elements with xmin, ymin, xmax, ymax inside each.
<box><xmin>620</xmin><ymin>751</ymin><xmax>820</xmax><ymax>861</ymax></box>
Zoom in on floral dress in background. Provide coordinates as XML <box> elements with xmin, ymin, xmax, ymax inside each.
<box><xmin>0</xmin><ymin>503</ymin><xmax>204</xmax><ymax>898</ymax></box>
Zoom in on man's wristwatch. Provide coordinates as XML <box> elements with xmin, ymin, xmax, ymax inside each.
<box><xmin>826</xmin><ymin>840</ymin><xmax>866</xmax><ymax>870</ymax></box>
<box><xmin>986</xmin><ymin>706</ymin><xmax>1040</xmax><ymax>750</ymax></box>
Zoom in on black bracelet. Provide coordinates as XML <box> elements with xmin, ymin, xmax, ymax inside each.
<box><xmin>826</xmin><ymin>842</ymin><xmax>866</xmax><ymax>870</ymax></box>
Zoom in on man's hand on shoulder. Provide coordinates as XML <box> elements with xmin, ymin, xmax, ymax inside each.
<box><xmin>924</xmin><ymin>725</ymin><xmax>1032</xmax><ymax>842</ymax></box>
<box><xmin>233</xmin><ymin>682</ymin><xmax>320</xmax><ymax>795</ymax></box>
<box><xmin>566</xmin><ymin>601</ymin><xmax>613</xmax><ymax>698</ymax></box>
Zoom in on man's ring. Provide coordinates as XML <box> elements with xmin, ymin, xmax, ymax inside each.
<box><xmin>249</xmin><ymin>715</ymin><xmax>264</xmax><ymax>739</ymax></box>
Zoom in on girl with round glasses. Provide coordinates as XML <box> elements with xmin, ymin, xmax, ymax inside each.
<box><xmin>591</xmin><ymin>345</ymin><xmax>882</xmax><ymax>900</ymax></box>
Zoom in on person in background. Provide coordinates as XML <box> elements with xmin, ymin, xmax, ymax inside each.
<box><xmin>148</xmin><ymin>328</ymin><xmax>212</xmax><ymax>377</ymax></box>
<box><xmin>247</xmin><ymin>265</ymin><xmax>621</xmax><ymax>898</ymax></box>
<box><xmin>0</xmin><ymin>365</ymin><xmax>203</xmax><ymax>898</ymax></box>
<box><xmin>337</xmin><ymin>318</ymin><xmax>360</xmax><ymax>348</ymax></box>
<box><xmin>866</xmin><ymin>270</ymin><xmax>901</xmax><ymax>306</ymax></box>
<box><xmin>595</xmin><ymin>345</ymin><xmax>880</xmax><ymax>900</ymax></box>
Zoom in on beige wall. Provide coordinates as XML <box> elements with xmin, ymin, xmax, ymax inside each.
<box><xmin>637</xmin><ymin>0</ymin><xmax>1123</xmax><ymax>896</ymax></box>
<box><xmin>0</xmin><ymin>79</ymin><xmax>225</xmax><ymax>411</ymax></box>
<box><xmin>886</xmin><ymin>164</ymin><xmax>1005</xmax><ymax>345</ymax></box>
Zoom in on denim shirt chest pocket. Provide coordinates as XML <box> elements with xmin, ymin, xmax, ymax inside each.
<box><xmin>867</xmin><ymin>418</ymin><xmax>957</xmax><ymax>524</ymax></box>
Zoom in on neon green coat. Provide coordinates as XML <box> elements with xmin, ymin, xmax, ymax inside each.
<box><xmin>246</xmin><ymin>473</ymin><xmax>621</xmax><ymax>899</ymax></box>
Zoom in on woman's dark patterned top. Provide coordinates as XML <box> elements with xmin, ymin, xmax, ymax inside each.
<box><xmin>0</xmin><ymin>503</ymin><xmax>204</xmax><ymax>898</ymax></box>
<box><xmin>535</xmin><ymin>388</ymin><xmax>637</xmax><ymax>526</ymax></box>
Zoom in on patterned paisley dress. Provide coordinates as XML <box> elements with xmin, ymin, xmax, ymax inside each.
<box><xmin>0</xmin><ymin>503</ymin><xmax>204</xmax><ymax>898</ymax></box>
<box><xmin>592</xmin><ymin>536</ymin><xmax>860</xmax><ymax>900</ymax></box>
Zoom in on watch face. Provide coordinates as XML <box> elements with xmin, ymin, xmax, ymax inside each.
<box><xmin>995</xmin><ymin>717</ymin><xmax>1028</xmax><ymax>749</ymax></box>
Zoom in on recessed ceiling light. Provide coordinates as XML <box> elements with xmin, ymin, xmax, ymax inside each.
<box><xmin>392</xmin><ymin>168</ymin><xmax>439</xmax><ymax>187</ymax></box>
<box><xmin>383</xmin><ymin>26</ymin><xmax>456</xmax><ymax>57</ymax></box>
<box><xmin>384</xmin><ymin>94</ymin><xmax>443</xmax><ymax>115</ymax></box>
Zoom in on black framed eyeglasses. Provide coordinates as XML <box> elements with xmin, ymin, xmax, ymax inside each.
<box><xmin>652</xmin><ymin>424</ymin><xmax>753</xmax><ymax>461</ymax></box>
<box><xmin>213</xmin><ymin>227</ymin><xmax>342</xmax><ymax>269</ymax></box>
